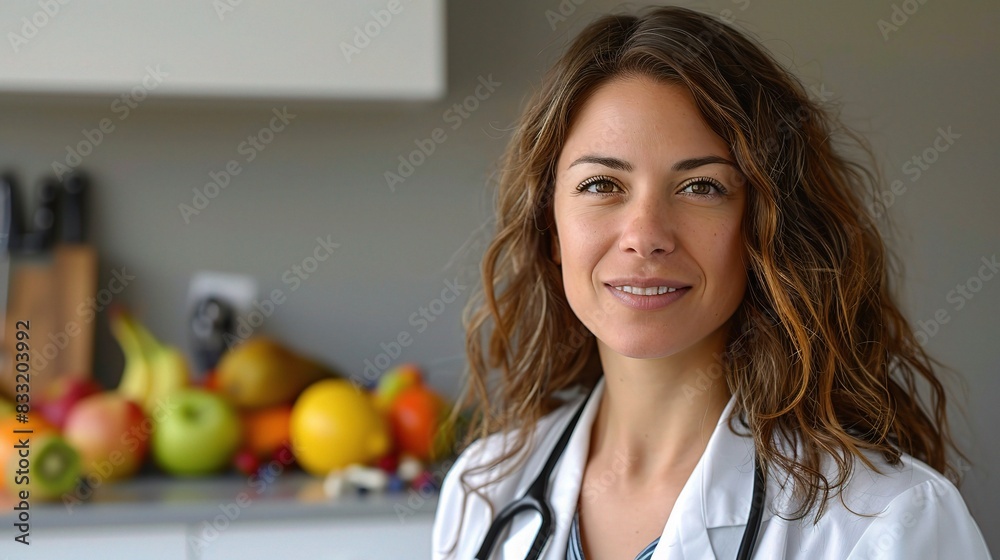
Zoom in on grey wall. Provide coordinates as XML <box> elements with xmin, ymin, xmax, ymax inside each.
<box><xmin>1</xmin><ymin>0</ymin><xmax>996</xmax><ymax>550</ymax></box>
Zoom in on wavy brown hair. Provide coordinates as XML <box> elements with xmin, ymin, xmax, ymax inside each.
<box><xmin>441</xmin><ymin>5</ymin><xmax>968</xmax><ymax>553</ymax></box>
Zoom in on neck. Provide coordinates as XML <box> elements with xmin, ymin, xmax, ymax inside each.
<box><xmin>588</xmin><ymin>333</ymin><xmax>733</xmax><ymax>487</ymax></box>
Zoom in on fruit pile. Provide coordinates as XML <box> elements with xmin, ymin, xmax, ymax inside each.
<box><xmin>0</xmin><ymin>308</ymin><xmax>458</xmax><ymax>504</ymax></box>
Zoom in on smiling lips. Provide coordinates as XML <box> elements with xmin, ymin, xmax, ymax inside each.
<box><xmin>604</xmin><ymin>278</ymin><xmax>691</xmax><ymax>310</ymax></box>
<box><xmin>614</xmin><ymin>285</ymin><xmax>679</xmax><ymax>295</ymax></box>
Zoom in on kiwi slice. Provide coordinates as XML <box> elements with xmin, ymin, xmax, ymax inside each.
<box><xmin>29</xmin><ymin>435</ymin><xmax>82</xmax><ymax>501</ymax></box>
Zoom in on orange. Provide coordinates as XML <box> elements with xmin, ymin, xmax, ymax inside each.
<box><xmin>242</xmin><ymin>404</ymin><xmax>292</xmax><ymax>458</ymax></box>
<box><xmin>0</xmin><ymin>415</ymin><xmax>57</xmax><ymax>493</ymax></box>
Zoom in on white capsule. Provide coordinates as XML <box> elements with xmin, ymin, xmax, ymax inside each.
<box><xmin>344</xmin><ymin>463</ymin><xmax>389</xmax><ymax>491</ymax></box>
<box><xmin>323</xmin><ymin>470</ymin><xmax>346</xmax><ymax>498</ymax></box>
<box><xmin>397</xmin><ymin>455</ymin><xmax>424</xmax><ymax>482</ymax></box>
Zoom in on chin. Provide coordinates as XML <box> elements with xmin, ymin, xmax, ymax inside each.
<box><xmin>596</xmin><ymin>319</ymin><xmax>734</xmax><ymax>363</ymax></box>
<box><xmin>597</xmin><ymin>332</ymin><xmax>690</xmax><ymax>360</ymax></box>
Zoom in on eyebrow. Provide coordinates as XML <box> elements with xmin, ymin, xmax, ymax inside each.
<box><xmin>567</xmin><ymin>154</ymin><xmax>737</xmax><ymax>172</ymax></box>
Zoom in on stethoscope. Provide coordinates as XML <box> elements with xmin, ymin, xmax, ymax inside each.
<box><xmin>475</xmin><ymin>379</ymin><xmax>766</xmax><ymax>560</ymax></box>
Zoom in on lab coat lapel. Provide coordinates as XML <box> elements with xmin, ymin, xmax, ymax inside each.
<box><xmin>651</xmin><ymin>394</ymin><xmax>776</xmax><ymax>560</ymax></box>
<box><xmin>496</xmin><ymin>380</ymin><xmax>778</xmax><ymax>560</ymax></box>
<box><xmin>500</xmin><ymin>377</ymin><xmax>607</xmax><ymax>560</ymax></box>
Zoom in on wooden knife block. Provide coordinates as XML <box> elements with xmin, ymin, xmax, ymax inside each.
<box><xmin>1</xmin><ymin>245</ymin><xmax>98</xmax><ymax>398</ymax></box>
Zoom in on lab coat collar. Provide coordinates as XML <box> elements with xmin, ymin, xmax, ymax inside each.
<box><xmin>503</xmin><ymin>375</ymin><xmax>779</xmax><ymax>560</ymax></box>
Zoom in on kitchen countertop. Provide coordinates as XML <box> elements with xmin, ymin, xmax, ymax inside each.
<box><xmin>0</xmin><ymin>471</ymin><xmax>440</xmax><ymax>530</ymax></box>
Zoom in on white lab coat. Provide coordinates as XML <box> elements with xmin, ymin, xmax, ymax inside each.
<box><xmin>432</xmin><ymin>376</ymin><xmax>992</xmax><ymax>559</ymax></box>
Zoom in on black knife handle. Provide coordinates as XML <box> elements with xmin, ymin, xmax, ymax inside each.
<box><xmin>1</xmin><ymin>173</ymin><xmax>22</xmax><ymax>252</ymax></box>
<box><xmin>62</xmin><ymin>172</ymin><xmax>88</xmax><ymax>244</ymax></box>
<box><xmin>35</xmin><ymin>178</ymin><xmax>60</xmax><ymax>246</ymax></box>
<box><xmin>19</xmin><ymin>178</ymin><xmax>60</xmax><ymax>253</ymax></box>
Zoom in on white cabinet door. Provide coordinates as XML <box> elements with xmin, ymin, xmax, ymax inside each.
<box><xmin>0</xmin><ymin>524</ymin><xmax>189</xmax><ymax>560</ymax></box>
<box><xmin>193</xmin><ymin>517</ymin><xmax>434</xmax><ymax>560</ymax></box>
<box><xmin>0</xmin><ymin>0</ymin><xmax>445</xmax><ymax>100</ymax></box>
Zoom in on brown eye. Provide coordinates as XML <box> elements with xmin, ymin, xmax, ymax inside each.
<box><xmin>679</xmin><ymin>177</ymin><xmax>727</xmax><ymax>197</ymax></box>
<box><xmin>576</xmin><ymin>176</ymin><xmax>621</xmax><ymax>196</ymax></box>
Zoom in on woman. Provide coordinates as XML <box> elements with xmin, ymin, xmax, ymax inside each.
<box><xmin>432</xmin><ymin>6</ymin><xmax>991</xmax><ymax>559</ymax></box>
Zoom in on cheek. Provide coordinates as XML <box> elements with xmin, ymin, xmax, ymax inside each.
<box><xmin>718</xmin><ymin>223</ymin><xmax>745</xmax><ymax>265</ymax></box>
<box><xmin>555</xmin><ymin>208</ymin><xmax>603</xmax><ymax>266</ymax></box>
<box><xmin>559</xmin><ymin>236</ymin><xmax>598</xmax><ymax>288</ymax></box>
<box><xmin>688</xmin><ymin>217</ymin><xmax>746</xmax><ymax>285</ymax></box>
<box><xmin>554</xmin><ymin>220</ymin><xmax>607</xmax><ymax>311</ymax></box>
<box><xmin>713</xmin><ymin>227</ymin><xmax>747</xmax><ymax>300</ymax></box>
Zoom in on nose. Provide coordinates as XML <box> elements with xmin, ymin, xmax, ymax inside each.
<box><xmin>618</xmin><ymin>195</ymin><xmax>676</xmax><ymax>258</ymax></box>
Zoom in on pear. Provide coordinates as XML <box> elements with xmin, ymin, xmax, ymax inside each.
<box><xmin>216</xmin><ymin>338</ymin><xmax>337</xmax><ymax>408</ymax></box>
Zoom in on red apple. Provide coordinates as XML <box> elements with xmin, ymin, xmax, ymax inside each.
<box><xmin>63</xmin><ymin>393</ymin><xmax>149</xmax><ymax>482</ymax></box>
<box><xmin>37</xmin><ymin>377</ymin><xmax>102</xmax><ymax>430</ymax></box>
<box><xmin>386</xmin><ymin>386</ymin><xmax>452</xmax><ymax>462</ymax></box>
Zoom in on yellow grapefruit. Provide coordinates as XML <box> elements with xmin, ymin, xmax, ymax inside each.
<box><xmin>290</xmin><ymin>380</ymin><xmax>390</xmax><ymax>476</ymax></box>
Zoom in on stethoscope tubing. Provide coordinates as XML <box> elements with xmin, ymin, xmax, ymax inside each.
<box><xmin>474</xmin><ymin>380</ymin><xmax>765</xmax><ymax>560</ymax></box>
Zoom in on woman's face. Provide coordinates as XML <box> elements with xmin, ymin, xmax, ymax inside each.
<box><xmin>551</xmin><ymin>75</ymin><xmax>748</xmax><ymax>361</ymax></box>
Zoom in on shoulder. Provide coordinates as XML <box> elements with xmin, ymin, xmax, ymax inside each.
<box><xmin>764</xmin><ymin>447</ymin><xmax>992</xmax><ymax>559</ymax></box>
<box><xmin>442</xmin><ymin>390</ymin><xmax>585</xmax><ymax>487</ymax></box>
<box><xmin>431</xmin><ymin>391</ymin><xmax>587</xmax><ymax>559</ymax></box>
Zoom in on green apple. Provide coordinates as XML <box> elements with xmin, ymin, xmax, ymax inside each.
<box><xmin>374</xmin><ymin>363</ymin><xmax>423</xmax><ymax>412</ymax></box>
<box><xmin>152</xmin><ymin>389</ymin><xmax>241</xmax><ymax>476</ymax></box>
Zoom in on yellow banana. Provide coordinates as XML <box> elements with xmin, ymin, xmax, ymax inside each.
<box><xmin>111</xmin><ymin>309</ymin><xmax>190</xmax><ymax>414</ymax></box>
<box><xmin>111</xmin><ymin>309</ymin><xmax>153</xmax><ymax>407</ymax></box>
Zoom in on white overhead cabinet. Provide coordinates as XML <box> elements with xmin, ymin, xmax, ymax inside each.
<box><xmin>1</xmin><ymin>0</ymin><xmax>446</xmax><ymax>100</ymax></box>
